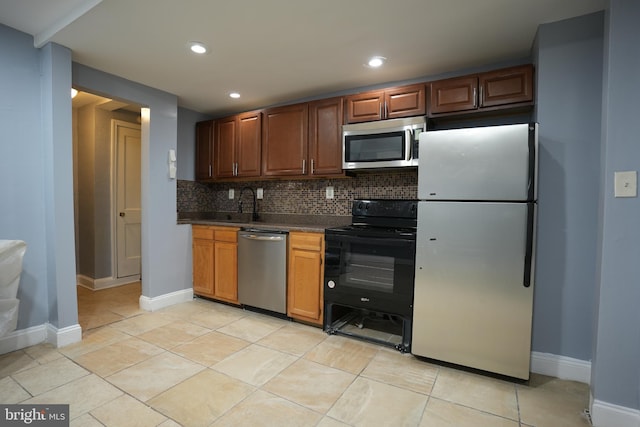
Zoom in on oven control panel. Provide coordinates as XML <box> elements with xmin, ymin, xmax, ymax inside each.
<box><xmin>352</xmin><ymin>199</ymin><xmax>417</xmax><ymax>219</ymax></box>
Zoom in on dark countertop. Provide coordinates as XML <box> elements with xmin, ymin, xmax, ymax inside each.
<box><xmin>178</xmin><ymin>212</ymin><xmax>352</xmax><ymax>233</ymax></box>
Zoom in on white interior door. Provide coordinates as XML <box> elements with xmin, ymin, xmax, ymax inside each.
<box><xmin>115</xmin><ymin>121</ymin><xmax>141</xmax><ymax>279</ymax></box>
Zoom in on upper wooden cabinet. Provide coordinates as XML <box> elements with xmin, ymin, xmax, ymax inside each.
<box><xmin>195</xmin><ymin>120</ymin><xmax>214</xmax><ymax>180</ymax></box>
<box><xmin>386</xmin><ymin>85</ymin><xmax>427</xmax><ymax>119</ymax></box>
<box><xmin>195</xmin><ymin>64</ymin><xmax>534</xmax><ymax>181</ymax></box>
<box><xmin>345</xmin><ymin>84</ymin><xmax>426</xmax><ymax>124</ymax></box>
<box><xmin>237</xmin><ymin>112</ymin><xmax>262</xmax><ymax>177</ymax></box>
<box><xmin>263</xmin><ymin>99</ymin><xmax>345</xmax><ymax>178</ymax></box>
<box><xmin>308</xmin><ymin>97</ymin><xmax>344</xmax><ymax>176</ymax></box>
<box><xmin>479</xmin><ymin>65</ymin><xmax>533</xmax><ymax>108</ymax></box>
<box><xmin>430</xmin><ymin>64</ymin><xmax>533</xmax><ymax>115</ymax></box>
<box><xmin>429</xmin><ymin>76</ymin><xmax>478</xmax><ymax>114</ymax></box>
<box><xmin>214</xmin><ymin>111</ymin><xmax>261</xmax><ymax>179</ymax></box>
<box><xmin>215</xmin><ymin>116</ymin><xmax>236</xmax><ymax>178</ymax></box>
<box><xmin>262</xmin><ymin>103</ymin><xmax>309</xmax><ymax>177</ymax></box>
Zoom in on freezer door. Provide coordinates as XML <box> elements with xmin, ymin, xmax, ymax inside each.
<box><xmin>412</xmin><ymin>201</ymin><xmax>535</xmax><ymax>379</ymax></box>
<box><xmin>418</xmin><ymin>123</ymin><xmax>537</xmax><ymax>201</ymax></box>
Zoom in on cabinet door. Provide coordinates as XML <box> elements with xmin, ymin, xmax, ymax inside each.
<box><xmin>345</xmin><ymin>90</ymin><xmax>384</xmax><ymax>123</ymax></box>
<box><xmin>214</xmin><ymin>116</ymin><xmax>236</xmax><ymax>178</ymax></box>
<box><xmin>288</xmin><ymin>248</ymin><xmax>323</xmax><ymax>324</ymax></box>
<box><xmin>430</xmin><ymin>76</ymin><xmax>478</xmax><ymax>114</ymax></box>
<box><xmin>385</xmin><ymin>84</ymin><xmax>426</xmax><ymax>119</ymax></box>
<box><xmin>262</xmin><ymin>103</ymin><xmax>308</xmax><ymax>176</ymax></box>
<box><xmin>308</xmin><ymin>97</ymin><xmax>343</xmax><ymax>176</ymax></box>
<box><xmin>192</xmin><ymin>238</ymin><xmax>214</xmax><ymax>296</ymax></box>
<box><xmin>237</xmin><ymin>111</ymin><xmax>262</xmax><ymax>177</ymax></box>
<box><xmin>479</xmin><ymin>64</ymin><xmax>533</xmax><ymax>108</ymax></box>
<box><xmin>214</xmin><ymin>241</ymin><xmax>238</xmax><ymax>303</ymax></box>
<box><xmin>195</xmin><ymin>120</ymin><xmax>214</xmax><ymax>180</ymax></box>
<box><xmin>288</xmin><ymin>232</ymin><xmax>324</xmax><ymax>325</ymax></box>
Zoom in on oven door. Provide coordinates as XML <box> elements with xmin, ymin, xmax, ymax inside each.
<box><xmin>324</xmin><ymin>232</ymin><xmax>415</xmax><ymax>317</ymax></box>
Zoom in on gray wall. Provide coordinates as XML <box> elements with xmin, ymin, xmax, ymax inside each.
<box><xmin>177</xmin><ymin>107</ymin><xmax>211</xmax><ymax>181</ymax></box>
<box><xmin>0</xmin><ymin>24</ymin><xmax>78</xmax><ymax>330</ymax></box>
<box><xmin>532</xmin><ymin>13</ymin><xmax>604</xmax><ymax>361</ymax></box>
<box><xmin>76</xmin><ymin>106</ymin><xmax>97</xmax><ymax>278</ymax></box>
<box><xmin>592</xmin><ymin>0</ymin><xmax>640</xmax><ymax>410</ymax></box>
<box><xmin>0</xmin><ymin>25</ymin><xmax>51</xmax><ymax>329</ymax></box>
<box><xmin>41</xmin><ymin>42</ymin><xmax>77</xmax><ymax>329</ymax></box>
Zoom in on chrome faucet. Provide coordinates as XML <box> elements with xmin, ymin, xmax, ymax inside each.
<box><xmin>238</xmin><ymin>187</ymin><xmax>259</xmax><ymax>221</ymax></box>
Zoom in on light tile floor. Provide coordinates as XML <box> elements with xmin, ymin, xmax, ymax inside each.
<box><xmin>0</xmin><ymin>284</ymin><xmax>592</xmax><ymax>427</ymax></box>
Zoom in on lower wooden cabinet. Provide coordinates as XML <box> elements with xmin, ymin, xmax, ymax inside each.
<box><xmin>192</xmin><ymin>225</ymin><xmax>239</xmax><ymax>304</ymax></box>
<box><xmin>287</xmin><ymin>231</ymin><xmax>325</xmax><ymax>326</ymax></box>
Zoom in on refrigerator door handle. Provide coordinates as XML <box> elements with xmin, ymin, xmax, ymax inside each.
<box><xmin>523</xmin><ymin>203</ymin><xmax>535</xmax><ymax>288</ymax></box>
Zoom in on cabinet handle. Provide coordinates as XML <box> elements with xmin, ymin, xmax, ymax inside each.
<box><xmin>473</xmin><ymin>87</ymin><xmax>477</xmax><ymax>108</ymax></box>
<box><xmin>379</xmin><ymin>103</ymin><xmax>383</xmax><ymax>119</ymax></box>
<box><xmin>311</xmin><ymin>159</ymin><xmax>315</xmax><ymax>175</ymax></box>
<box><xmin>479</xmin><ymin>85</ymin><xmax>484</xmax><ymax>108</ymax></box>
<box><xmin>384</xmin><ymin>101</ymin><xmax>388</xmax><ymax>118</ymax></box>
<box><xmin>209</xmin><ymin>165</ymin><xmax>212</xmax><ymax>177</ymax></box>
<box><xmin>302</xmin><ymin>159</ymin><xmax>306</xmax><ymax>174</ymax></box>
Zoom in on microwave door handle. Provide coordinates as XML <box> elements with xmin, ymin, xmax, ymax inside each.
<box><xmin>405</xmin><ymin>129</ymin><xmax>412</xmax><ymax>161</ymax></box>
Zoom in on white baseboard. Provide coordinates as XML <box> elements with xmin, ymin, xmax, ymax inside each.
<box><xmin>0</xmin><ymin>324</ymin><xmax>46</xmax><ymax>355</ymax></box>
<box><xmin>46</xmin><ymin>323</ymin><xmax>82</xmax><ymax>348</ymax></box>
<box><xmin>139</xmin><ymin>288</ymin><xmax>193</xmax><ymax>312</ymax></box>
<box><xmin>591</xmin><ymin>398</ymin><xmax>640</xmax><ymax>427</ymax></box>
<box><xmin>0</xmin><ymin>322</ymin><xmax>83</xmax><ymax>355</ymax></box>
<box><xmin>530</xmin><ymin>351</ymin><xmax>591</xmax><ymax>384</ymax></box>
<box><xmin>77</xmin><ymin>274</ymin><xmax>140</xmax><ymax>291</ymax></box>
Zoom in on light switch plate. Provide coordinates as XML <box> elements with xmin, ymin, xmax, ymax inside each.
<box><xmin>326</xmin><ymin>186</ymin><xmax>334</xmax><ymax>199</ymax></box>
<box><xmin>614</xmin><ymin>171</ymin><xmax>637</xmax><ymax>198</ymax></box>
<box><xmin>257</xmin><ymin>188</ymin><xmax>264</xmax><ymax>199</ymax></box>
<box><xmin>228</xmin><ymin>188</ymin><xmax>234</xmax><ymax>199</ymax></box>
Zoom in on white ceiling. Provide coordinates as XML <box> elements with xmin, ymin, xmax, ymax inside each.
<box><xmin>0</xmin><ymin>0</ymin><xmax>607</xmax><ymax>117</ymax></box>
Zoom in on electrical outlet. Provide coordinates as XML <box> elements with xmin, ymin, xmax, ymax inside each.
<box><xmin>614</xmin><ymin>171</ymin><xmax>637</xmax><ymax>198</ymax></box>
<box><xmin>326</xmin><ymin>186</ymin><xmax>334</xmax><ymax>199</ymax></box>
<box><xmin>228</xmin><ymin>188</ymin><xmax>234</xmax><ymax>199</ymax></box>
<box><xmin>257</xmin><ymin>188</ymin><xmax>264</xmax><ymax>199</ymax></box>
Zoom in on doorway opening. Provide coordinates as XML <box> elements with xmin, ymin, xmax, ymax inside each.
<box><xmin>72</xmin><ymin>89</ymin><xmax>143</xmax><ymax>331</ymax></box>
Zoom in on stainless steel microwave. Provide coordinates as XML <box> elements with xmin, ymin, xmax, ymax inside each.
<box><xmin>342</xmin><ymin>116</ymin><xmax>426</xmax><ymax>170</ymax></box>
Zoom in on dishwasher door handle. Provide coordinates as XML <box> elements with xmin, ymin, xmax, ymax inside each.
<box><xmin>240</xmin><ymin>234</ymin><xmax>286</xmax><ymax>242</ymax></box>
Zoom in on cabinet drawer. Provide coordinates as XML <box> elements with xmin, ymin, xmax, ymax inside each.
<box><xmin>215</xmin><ymin>229</ymin><xmax>238</xmax><ymax>243</ymax></box>
<box><xmin>193</xmin><ymin>226</ymin><xmax>214</xmax><ymax>240</ymax></box>
<box><xmin>290</xmin><ymin>232</ymin><xmax>323</xmax><ymax>251</ymax></box>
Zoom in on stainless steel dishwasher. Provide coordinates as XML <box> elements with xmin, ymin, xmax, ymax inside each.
<box><xmin>237</xmin><ymin>229</ymin><xmax>288</xmax><ymax>314</ymax></box>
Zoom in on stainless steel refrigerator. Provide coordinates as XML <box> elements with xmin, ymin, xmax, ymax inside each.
<box><xmin>412</xmin><ymin>123</ymin><xmax>538</xmax><ymax>380</ymax></box>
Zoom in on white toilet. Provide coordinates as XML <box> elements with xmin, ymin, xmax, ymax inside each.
<box><xmin>0</xmin><ymin>240</ymin><xmax>26</xmax><ymax>337</ymax></box>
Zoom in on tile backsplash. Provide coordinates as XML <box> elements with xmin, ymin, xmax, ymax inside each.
<box><xmin>178</xmin><ymin>170</ymin><xmax>417</xmax><ymax>217</ymax></box>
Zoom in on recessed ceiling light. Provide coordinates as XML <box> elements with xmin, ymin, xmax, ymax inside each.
<box><xmin>229</xmin><ymin>92</ymin><xmax>241</xmax><ymax>99</ymax></box>
<box><xmin>366</xmin><ymin>56</ymin><xmax>386</xmax><ymax>68</ymax></box>
<box><xmin>188</xmin><ymin>42</ymin><xmax>208</xmax><ymax>54</ymax></box>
